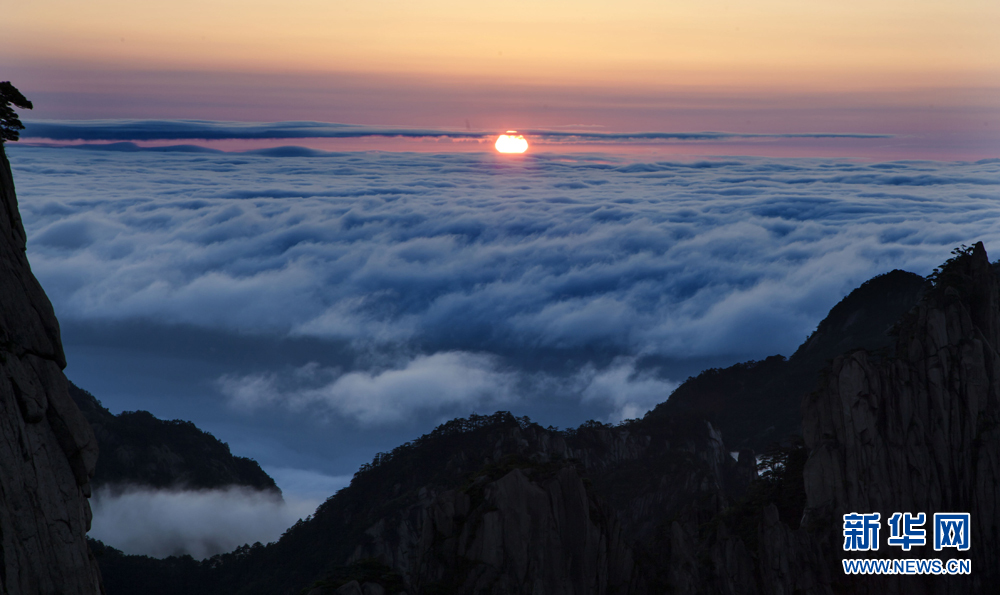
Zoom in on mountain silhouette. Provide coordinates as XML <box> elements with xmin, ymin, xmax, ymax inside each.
<box><xmin>653</xmin><ymin>269</ymin><xmax>927</xmax><ymax>450</ymax></box>
<box><xmin>69</xmin><ymin>382</ymin><xmax>279</xmax><ymax>493</ymax></box>
<box><xmin>88</xmin><ymin>244</ymin><xmax>1000</xmax><ymax>595</ymax></box>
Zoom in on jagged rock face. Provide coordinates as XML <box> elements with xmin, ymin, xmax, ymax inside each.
<box><xmin>652</xmin><ymin>270</ymin><xmax>926</xmax><ymax>451</ymax></box>
<box><xmin>790</xmin><ymin>269</ymin><xmax>927</xmax><ymax>367</ymax></box>
<box><xmin>652</xmin><ymin>249</ymin><xmax>1000</xmax><ymax>595</ymax></box>
<box><xmin>267</xmin><ymin>414</ymin><xmax>746</xmax><ymax>595</ymax></box>
<box><xmin>371</xmin><ymin>420</ymin><xmax>747</xmax><ymax>594</ymax></box>
<box><xmin>0</xmin><ymin>148</ymin><xmax>102</xmax><ymax>594</ymax></box>
<box><xmin>802</xmin><ymin>242</ymin><xmax>1000</xmax><ymax>593</ymax></box>
<box><xmin>346</xmin><ymin>467</ymin><xmax>640</xmax><ymax>595</ymax></box>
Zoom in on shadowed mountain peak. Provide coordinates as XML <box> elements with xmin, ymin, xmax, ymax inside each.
<box><xmin>645</xmin><ymin>268</ymin><xmax>926</xmax><ymax>450</ymax></box>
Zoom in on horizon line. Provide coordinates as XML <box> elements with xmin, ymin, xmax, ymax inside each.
<box><xmin>21</xmin><ymin>119</ymin><xmax>894</xmax><ymax>144</ymax></box>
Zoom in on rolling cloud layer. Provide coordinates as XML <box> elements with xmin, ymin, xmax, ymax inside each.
<box><xmin>11</xmin><ymin>146</ymin><xmax>1000</xmax><ymax>426</ymax></box>
<box><xmin>9</xmin><ymin>143</ymin><xmax>998</xmax><ymax>557</ymax></box>
<box><xmin>14</xmin><ymin>147</ymin><xmax>998</xmax><ymax>350</ymax></box>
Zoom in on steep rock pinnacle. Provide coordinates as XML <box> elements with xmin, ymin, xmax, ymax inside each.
<box><xmin>0</xmin><ymin>146</ymin><xmax>102</xmax><ymax>595</ymax></box>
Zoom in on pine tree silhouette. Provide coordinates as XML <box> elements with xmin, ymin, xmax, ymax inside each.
<box><xmin>0</xmin><ymin>82</ymin><xmax>33</xmax><ymax>143</ymax></box>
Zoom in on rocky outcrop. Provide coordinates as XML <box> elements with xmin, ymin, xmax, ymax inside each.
<box><xmin>801</xmin><ymin>242</ymin><xmax>1000</xmax><ymax>593</ymax></box>
<box><xmin>217</xmin><ymin>412</ymin><xmax>747</xmax><ymax>595</ymax></box>
<box><xmin>343</xmin><ymin>466</ymin><xmax>640</xmax><ymax>595</ymax></box>
<box><xmin>0</xmin><ymin>147</ymin><xmax>102</xmax><ymax>593</ymax></box>
<box><xmin>617</xmin><ymin>246</ymin><xmax>1000</xmax><ymax>595</ymax></box>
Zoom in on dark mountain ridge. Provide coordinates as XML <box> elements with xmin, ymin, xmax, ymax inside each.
<box><xmin>69</xmin><ymin>382</ymin><xmax>279</xmax><ymax>493</ymax></box>
<box><xmin>91</xmin><ymin>243</ymin><xmax>1000</xmax><ymax>595</ymax></box>
<box><xmin>798</xmin><ymin>242</ymin><xmax>1000</xmax><ymax>593</ymax></box>
<box><xmin>652</xmin><ymin>268</ymin><xmax>927</xmax><ymax>450</ymax></box>
<box><xmin>95</xmin><ymin>408</ymin><xmax>752</xmax><ymax>595</ymax></box>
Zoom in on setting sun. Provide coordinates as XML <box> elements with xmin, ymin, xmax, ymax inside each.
<box><xmin>495</xmin><ymin>131</ymin><xmax>528</xmax><ymax>154</ymax></box>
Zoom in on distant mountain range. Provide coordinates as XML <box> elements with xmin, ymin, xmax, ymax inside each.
<box><xmin>87</xmin><ymin>244</ymin><xmax>1000</xmax><ymax>594</ymax></box>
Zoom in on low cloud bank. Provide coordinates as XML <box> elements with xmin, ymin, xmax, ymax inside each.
<box><xmin>218</xmin><ymin>353</ymin><xmax>679</xmax><ymax>424</ymax></box>
<box><xmin>89</xmin><ymin>486</ymin><xmax>320</xmax><ymax>559</ymax></box>
<box><xmin>579</xmin><ymin>358</ymin><xmax>681</xmax><ymax>423</ymax></box>
<box><xmin>218</xmin><ymin>352</ymin><xmax>517</xmax><ymax>424</ymax></box>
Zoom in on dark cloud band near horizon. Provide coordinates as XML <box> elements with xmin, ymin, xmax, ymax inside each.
<box><xmin>20</xmin><ymin>119</ymin><xmax>894</xmax><ymax>143</ymax></box>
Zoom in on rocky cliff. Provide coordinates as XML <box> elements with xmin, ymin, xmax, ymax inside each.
<box><xmin>655</xmin><ymin>269</ymin><xmax>926</xmax><ymax>450</ymax></box>
<box><xmin>314</xmin><ymin>413</ymin><xmax>746</xmax><ymax>595</ymax></box>
<box><xmin>0</xmin><ymin>146</ymin><xmax>102</xmax><ymax>593</ymax></box>
<box><xmin>661</xmin><ymin>243</ymin><xmax>1000</xmax><ymax>595</ymax></box>
<box><xmin>339</xmin><ymin>465</ymin><xmax>639</xmax><ymax>595</ymax></box>
<box><xmin>800</xmin><ymin>242</ymin><xmax>1000</xmax><ymax>593</ymax></box>
<box><xmin>88</xmin><ymin>412</ymin><xmax>749</xmax><ymax>595</ymax></box>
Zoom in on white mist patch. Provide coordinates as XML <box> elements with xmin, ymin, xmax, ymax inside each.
<box><xmin>218</xmin><ymin>351</ymin><xmax>517</xmax><ymax>424</ymax></box>
<box><xmin>88</xmin><ymin>486</ymin><xmax>320</xmax><ymax>559</ymax></box>
<box><xmin>579</xmin><ymin>358</ymin><xmax>680</xmax><ymax>422</ymax></box>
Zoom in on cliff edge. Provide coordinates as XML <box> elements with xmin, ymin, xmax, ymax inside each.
<box><xmin>0</xmin><ymin>146</ymin><xmax>102</xmax><ymax>594</ymax></box>
<box><xmin>802</xmin><ymin>242</ymin><xmax>1000</xmax><ymax>593</ymax></box>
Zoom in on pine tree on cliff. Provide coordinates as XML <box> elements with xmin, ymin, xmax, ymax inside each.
<box><xmin>0</xmin><ymin>81</ymin><xmax>33</xmax><ymax>143</ymax></box>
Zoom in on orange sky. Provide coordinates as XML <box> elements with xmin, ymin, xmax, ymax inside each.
<box><xmin>6</xmin><ymin>0</ymin><xmax>999</xmax><ymax>90</ymax></box>
<box><xmin>3</xmin><ymin>0</ymin><xmax>999</xmax><ymax>158</ymax></box>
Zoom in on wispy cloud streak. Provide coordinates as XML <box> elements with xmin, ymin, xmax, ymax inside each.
<box><xmin>22</xmin><ymin>119</ymin><xmax>893</xmax><ymax>143</ymax></box>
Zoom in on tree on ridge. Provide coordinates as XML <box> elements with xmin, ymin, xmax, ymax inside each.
<box><xmin>0</xmin><ymin>82</ymin><xmax>33</xmax><ymax>143</ymax></box>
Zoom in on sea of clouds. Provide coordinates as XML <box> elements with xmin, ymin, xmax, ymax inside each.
<box><xmin>7</xmin><ymin>144</ymin><xmax>1000</xmax><ymax>557</ymax></box>
<box><xmin>11</xmin><ymin>146</ymin><xmax>1000</xmax><ymax>424</ymax></box>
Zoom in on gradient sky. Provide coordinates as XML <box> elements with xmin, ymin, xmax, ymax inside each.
<box><xmin>4</xmin><ymin>0</ymin><xmax>999</xmax><ymax>159</ymax></box>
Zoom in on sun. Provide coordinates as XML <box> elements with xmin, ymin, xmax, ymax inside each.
<box><xmin>495</xmin><ymin>131</ymin><xmax>528</xmax><ymax>154</ymax></box>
